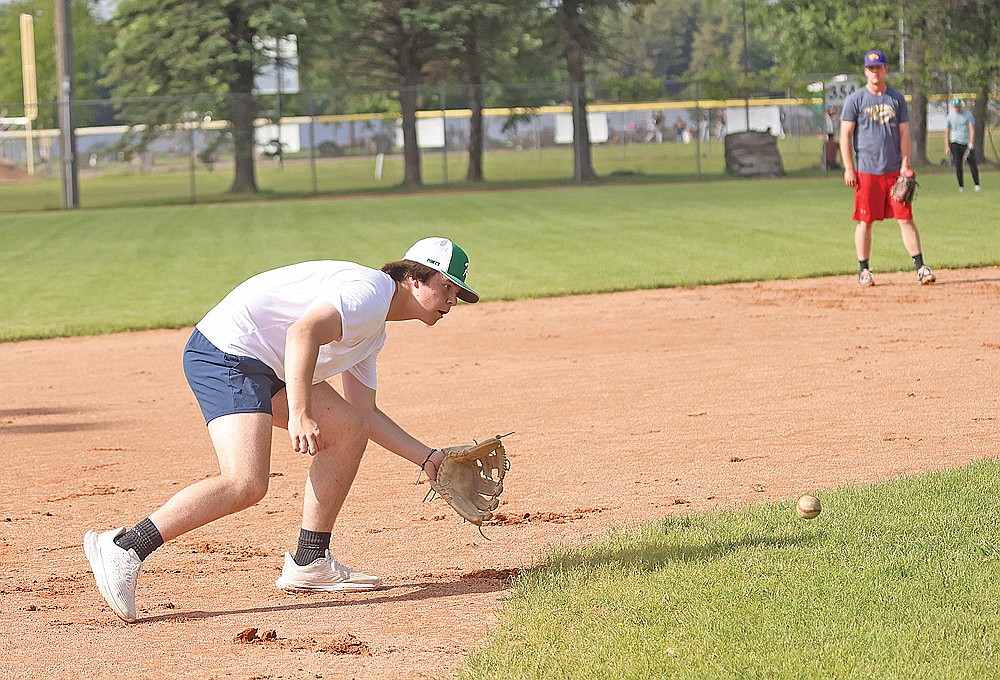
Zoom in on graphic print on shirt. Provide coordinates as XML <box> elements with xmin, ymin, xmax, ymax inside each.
<box><xmin>864</xmin><ymin>103</ymin><xmax>896</xmax><ymax>125</ymax></box>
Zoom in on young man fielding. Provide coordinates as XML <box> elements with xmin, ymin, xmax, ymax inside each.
<box><xmin>84</xmin><ymin>237</ymin><xmax>478</xmax><ymax>621</ymax></box>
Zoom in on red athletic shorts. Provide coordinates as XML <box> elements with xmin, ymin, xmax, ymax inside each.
<box><xmin>853</xmin><ymin>171</ymin><xmax>913</xmax><ymax>223</ymax></box>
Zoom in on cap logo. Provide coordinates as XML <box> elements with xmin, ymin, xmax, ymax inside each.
<box><xmin>868</xmin><ymin>53</ymin><xmax>878</xmax><ymax>61</ymax></box>
<box><xmin>426</xmin><ymin>258</ymin><xmax>440</xmax><ymax>266</ymax></box>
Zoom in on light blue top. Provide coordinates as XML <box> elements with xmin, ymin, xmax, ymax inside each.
<box><xmin>841</xmin><ymin>86</ymin><xmax>909</xmax><ymax>175</ymax></box>
<box><xmin>946</xmin><ymin>109</ymin><xmax>974</xmax><ymax>145</ymax></box>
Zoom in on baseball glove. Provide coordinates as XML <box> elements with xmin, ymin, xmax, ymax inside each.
<box><xmin>891</xmin><ymin>173</ymin><xmax>918</xmax><ymax>204</ymax></box>
<box><xmin>426</xmin><ymin>435</ymin><xmax>510</xmax><ymax>525</ymax></box>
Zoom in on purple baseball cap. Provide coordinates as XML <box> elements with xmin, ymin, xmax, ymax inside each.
<box><xmin>864</xmin><ymin>50</ymin><xmax>888</xmax><ymax>67</ymax></box>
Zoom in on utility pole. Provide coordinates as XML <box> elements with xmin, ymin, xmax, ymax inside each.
<box><xmin>742</xmin><ymin>0</ymin><xmax>750</xmax><ymax>130</ymax></box>
<box><xmin>54</xmin><ymin>0</ymin><xmax>79</xmax><ymax>208</ymax></box>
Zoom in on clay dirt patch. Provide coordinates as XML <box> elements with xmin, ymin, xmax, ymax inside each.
<box><xmin>0</xmin><ymin>161</ymin><xmax>37</xmax><ymax>182</ymax></box>
<box><xmin>1</xmin><ymin>268</ymin><xmax>998</xmax><ymax>679</ymax></box>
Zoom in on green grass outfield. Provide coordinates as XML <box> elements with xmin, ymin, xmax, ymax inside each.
<box><xmin>462</xmin><ymin>461</ymin><xmax>1000</xmax><ymax>679</ymax></box>
<box><xmin>1</xmin><ymin>172</ymin><xmax>997</xmax><ymax>341</ymax></box>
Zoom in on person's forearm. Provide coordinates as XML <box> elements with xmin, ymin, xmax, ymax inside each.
<box><xmin>364</xmin><ymin>407</ymin><xmax>432</xmax><ymax>466</ymax></box>
<box><xmin>284</xmin><ymin>325</ymin><xmax>320</xmax><ymax>415</ymax></box>
<box><xmin>839</xmin><ymin>133</ymin><xmax>854</xmax><ymax>171</ymax></box>
<box><xmin>899</xmin><ymin>124</ymin><xmax>911</xmax><ymax>169</ymax></box>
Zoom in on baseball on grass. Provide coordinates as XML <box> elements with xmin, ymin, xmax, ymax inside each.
<box><xmin>796</xmin><ymin>494</ymin><xmax>822</xmax><ymax>519</ymax></box>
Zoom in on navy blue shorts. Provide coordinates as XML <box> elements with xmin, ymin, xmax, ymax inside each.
<box><xmin>183</xmin><ymin>329</ymin><xmax>286</xmax><ymax>424</ymax></box>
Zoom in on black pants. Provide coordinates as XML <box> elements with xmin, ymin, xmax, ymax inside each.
<box><xmin>950</xmin><ymin>142</ymin><xmax>981</xmax><ymax>188</ymax></box>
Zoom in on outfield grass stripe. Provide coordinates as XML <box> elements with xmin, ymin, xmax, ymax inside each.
<box><xmin>1</xmin><ymin>174</ymin><xmax>997</xmax><ymax>341</ymax></box>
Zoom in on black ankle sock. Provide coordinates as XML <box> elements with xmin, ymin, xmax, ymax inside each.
<box><xmin>912</xmin><ymin>253</ymin><xmax>924</xmax><ymax>269</ymax></box>
<box><xmin>114</xmin><ymin>518</ymin><xmax>164</xmax><ymax>561</ymax></box>
<box><xmin>293</xmin><ymin>529</ymin><xmax>331</xmax><ymax>566</ymax></box>
<box><xmin>859</xmin><ymin>259</ymin><xmax>869</xmax><ymax>272</ymax></box>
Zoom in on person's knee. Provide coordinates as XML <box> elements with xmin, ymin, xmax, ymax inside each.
<box><xmin>225</xmin><ymin>474</ymin><xmax>269</xmax><ymax>510</ymax></box>
<box><xmin>329</xmin><ymin>408</ymin><xmax>370</xmax><ymax>457</ymax></box>
<box><xmin>307</xmin><ymin>403</ymin><xmax>370</xmax><ymax>458</ymax></box>
<box><xmin>340</xmin><ymin>408</ymin><xmax>370</xmax><ymax>450</ymax></box>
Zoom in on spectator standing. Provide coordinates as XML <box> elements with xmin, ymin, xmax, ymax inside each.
<box><xmin>714</xmin><ymin>109</ymin><xmax>727</xmax><ymax>139</ymax></box>
<box><xmin>944</xmin><ymin>98</ymin><xmax>981</xmax><ymax>192</ymax></box>
<box><xmin>645</xmin><ymin>111</ymin><xmax>664</xmax><ymax>143</ymax></box>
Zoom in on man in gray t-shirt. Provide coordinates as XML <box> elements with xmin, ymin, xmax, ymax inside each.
<box><xmin>945</xmin><ymin>98</ymin><xmax>981</xmax><ymax>192</ymax></box>
<box><xmin>839</xmin><ymin>49</ymin><xmax>935</xmax><ymax>287</ymax></box>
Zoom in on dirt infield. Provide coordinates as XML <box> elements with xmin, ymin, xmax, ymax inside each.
<box><xmin>2</xmin><ymin>268</ymin><xmax>998</xmax><ymax>679</ymax></box>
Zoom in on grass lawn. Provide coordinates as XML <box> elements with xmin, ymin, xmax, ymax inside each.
<box><xmin>462</xmin><ymin>461</ymin><xmax>1000</xmax><ymax>679</ymax></box>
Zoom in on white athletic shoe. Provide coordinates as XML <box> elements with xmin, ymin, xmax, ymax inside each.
<box><xmin>916</xmin><ymin>265</ymin><xmax>936</xmax><ymax>285</ymax></box>
<box><xmin>83</xmin><ymin>528</ymin><xmax>142</xmax><ymax>621</ymax></box>
<box><xmin>274</xmin><ymin>550</ymin><xmax>381</xmax><ymax>592</ymax></box>
<box><xmin>858</xmin><ymin>268</ymin><xmax>875</xmax><ymax>287</ymax></box>
<box><xmin>975</xmin><ymin>185</ymin><xmax>981</xmax><ymax>192</ymax></box>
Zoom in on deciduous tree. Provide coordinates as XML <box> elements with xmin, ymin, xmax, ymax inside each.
<box><xmin>104</xmin><ymin>0</ymin><xmax>312</xmax><ymax>193</ymax></box>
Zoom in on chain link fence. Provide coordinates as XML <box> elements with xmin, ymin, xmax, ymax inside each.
<box><xmin>1</xmin><ymin>83</ymin><xmax>996</xmax><ymax>212</ymax></box>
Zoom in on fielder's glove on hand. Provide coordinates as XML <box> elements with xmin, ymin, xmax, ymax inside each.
<box><xmin>425</xmin><ymin>435</ymin><xmax>509</xmax><ymax>525</ymax></box>
<box><xmin>891</xmin><ymin>174</ymin><xmax>918</xmax><ymax>204</ymax></box>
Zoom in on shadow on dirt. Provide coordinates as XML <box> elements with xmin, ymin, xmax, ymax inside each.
<box><xmin>136</xmin><ymin>576</ymin><xmax>514</xmax><ymax>624</ymax></box>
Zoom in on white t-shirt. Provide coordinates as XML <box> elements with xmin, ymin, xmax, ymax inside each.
<box><xmin>196</xmin><ymin>261</ymin><xmax>396</xmax><ymax>389</ymax></box>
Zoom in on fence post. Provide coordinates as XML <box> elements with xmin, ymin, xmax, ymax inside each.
<box><xmin>572</xmin><ymin>82</ymin><xmax>582</xmax><ymax>185</ymax></box>
<box><xmin>187</xmin><ymin>97</ymin><xmax>197</xmax><ymax>204</ymax></box>
<box><xmin>620</xmin><ymin>110</ymin><xmax>626</xmax><ymax>160</ymax></box>
<box><xmin>794</xmin><ymin>93</ymin><xmax>801</xmax><ymax>155</ymax></box>
<box><xmin>440</xmin><ymin>86</ymin><xmax>448</xmax><ymax>185</ymax></box>
<box><xmin>533</xmin><ymin>114</ymin><xmax>542</xmax><ymax>161</ymax></box>
<box><xmin>308</xmin><ymin>93</ymin><xmax>318</xmax><ymax>195</ymax></box>
<box><xmin>695</xmin><ymin>83</ymin><xmax>702</xmax><ymax>179</ymax></box>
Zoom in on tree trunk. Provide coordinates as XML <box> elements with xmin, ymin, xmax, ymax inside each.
<box><xmin>228</xmin><ymin>90</ymin><xmax>259</xmax><ymax>194</ymax></box>
<box><xmin>973</xmin><ymin>86</ymin><xmax>989</xmax><ymax>165</ymax></box>
<box><xmin>399</xmin><ymin>84</ymin><xmax>422</xmax><ymax>187</ymax></box>
<box><xmin>226</xmin><ymin>9</ymin><xmax>258</xmax><ymax>194</ymax></box>
<box><xmin>908</xmin><ymin>89</ymin><xmax>929</xmax><ymax>167</ymax></box>
<box><xmin>463</xmin><ymin>28</ymin><xmax>485</xmax><ymax>182</ymax></box>
<box><xmin>564</xmin><ymin>43</ymin><xmax>597</xmax><ymax>181</ymax></box>
<box><xmin>903</xmin><ymin>16</ymin><xmax>930</xmax><ymax>166</ymax></box>
<box><xmin>466</xmin><ymin>83</ymin><xmax>485</xmax><ymax>182</ymax></box>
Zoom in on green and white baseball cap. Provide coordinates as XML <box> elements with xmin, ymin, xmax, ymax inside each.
<box><xmin>404</xmin><ymin>237</ymin><xmax>479</xmax><ymax>303</ymax></box>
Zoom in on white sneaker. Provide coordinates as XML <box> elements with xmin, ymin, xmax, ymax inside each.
<box><xmin>858</xmin><ymin>268</ymin><xmax>875</xmax><ymax>287</ymax></box>
<box><xmin>959</xmin><ymin>187</ymin><xmax>965</xmax><ymax>192</ymax></box>
<box><xmin>274</xmin><ymin>550</ymin><xmax>381</xmax><ymax>592</ymax></box>
<box><xmin>916</xmin><ymin>265</ymin><xmax>936</xmax><ymax>285</ymax></box>
<box><xmin>975</xmin><ymin>185</ymin><xmax>981</xmax><ymax>191</ymax></box>
<box><xmin>83</xmin><ymin>528</ymin><xmax>142</xmax><ymax>621</ymax></box>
